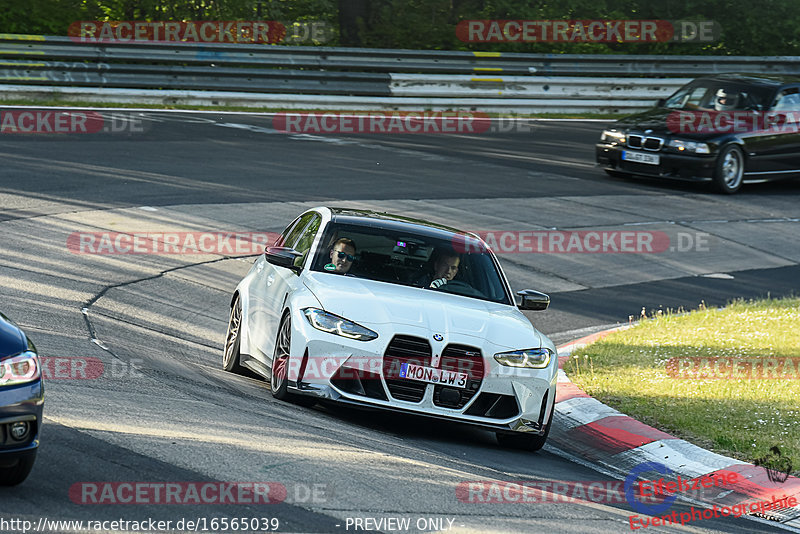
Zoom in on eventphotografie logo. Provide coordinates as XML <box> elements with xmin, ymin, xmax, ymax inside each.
<box><xmin>456</xmin><ymin>20</ymin><xmax>719</xmax><ymax>43</ymax></box>
<box><xmin>68</xmin><ymin>21</ymin><xmax>330</xmax><ymax>44</ymax></box>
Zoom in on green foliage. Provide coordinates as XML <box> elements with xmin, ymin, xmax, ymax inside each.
<box><xmin>1</xmin><ymin>0</ymin><xmax>799</xmax><ymax>54</ymax></box>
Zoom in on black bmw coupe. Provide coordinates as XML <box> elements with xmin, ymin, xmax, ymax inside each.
<box><xmin>596</xmin><ymin>74</ymin><xmax>800</xmax><ymax>193</ymax></box>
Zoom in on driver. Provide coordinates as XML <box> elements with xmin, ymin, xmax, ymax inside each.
<box><xmin>714</xmin><ymin>88</ymin><xmax>740</xmax><ymax>111</ymax></box>
<box><xmin>324</xmin><ymin>238</ymin><xmax>357</xmax><ymax>274</ymax></box>
<box><xmin>414</xmin><ymin>247</ymin><xmax>461</xmax><ymax>288</ymax></box>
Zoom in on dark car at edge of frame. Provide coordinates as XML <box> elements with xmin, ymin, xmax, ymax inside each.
<box><xmin>0</xmin><ymin>312</ymin><xmax>44</xmax><ymax>486</ymax></box>
<box><xmin>596</xmin><ymin>74</ymin><xmax>800</xmax><ymax>194</ymax></box>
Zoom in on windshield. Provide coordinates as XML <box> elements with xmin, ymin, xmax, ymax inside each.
<box><xmin>311</xmin><ymin>221</ymin><xmax>512</xmax><ymax>305</ymax></box>
<box><xmin>664</xmin><ymin>80</ymin><xmax>773</xmax><ymax>111</ymax></box>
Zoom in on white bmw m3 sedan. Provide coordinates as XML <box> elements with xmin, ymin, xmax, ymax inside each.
<box><xmin>223</xmin><ymin>207</ymin><xmax>557</xmax><ymax>450</ymax></box>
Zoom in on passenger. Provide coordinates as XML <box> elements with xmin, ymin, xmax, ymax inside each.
<box><xmin>325</xmin><ymin>238</ymin><xmax>357</xmax><ymax>274</ymax></box>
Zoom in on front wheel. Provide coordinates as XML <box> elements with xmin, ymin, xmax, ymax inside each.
<box><xmin>270</xmin><ymin>314</ymin><xmax>316</xmax><ymax>407</ymax></box>
<box><xmin>223</xmin><ymin>295</ymin><xmax>245</xmax><ymax>374</ymax></box>
<box><xmin>713</xmin><ymin>145</ymin><xmax>744</xmax><ymax>194</ymax></box>
<box><xmin>0</xmin><ymin>454</ymin><xmax>36</xmax><ymax>486</ymax></box>
<box><xmin>604</xmin><ymin>169</ymin><xmax>627</xmax><ymax>178</ymax></box>
<box><xmin>496</xmin><ymin>402</ymin><xmax>554</xmax><ymax>452</ymax></box>
<box><xmin>270</xmin><ymin>313</ymin><xmax>291</xmax><ymax>400</ymax></box>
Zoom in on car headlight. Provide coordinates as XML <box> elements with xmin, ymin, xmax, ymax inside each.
<box><xmin>494</xmin><ymin>348</ymin><xmax>552</xmax><ymax>369</ymax></box>
<box><xmin>303</xmin><ymin>308</ymin><xmax>378</xmax><ymax>341</ymax></box>
<box><xmin>0</xmin><ymin>351</ymin><xmax>41</xmax><ymax>386</ymax></box>
<box><xmin>668</xmin><ymin>139</ymin><xmax>710</xmax><ymax>154</ymax></box>
<box><xmin>600</xmin><ymin>130</ymin><xmax>626</xmax><ymax>144</ymax></box>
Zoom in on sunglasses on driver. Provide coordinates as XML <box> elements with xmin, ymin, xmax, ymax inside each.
<box><xmin>335</xmin><ymin>251</ymin><xmax>356</xmax><ymax>262</ymax></box>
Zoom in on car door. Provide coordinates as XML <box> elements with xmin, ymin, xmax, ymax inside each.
<box><xmin>767</xmin><ymin>86</ymin><xmax>800</xmax><ymax>172</ymax></box>
<box><xmin>745</xmin><ymin>86</ymin><xmax>800</xmax><ymax>175</ymax></box>
<box><xmin>247</xmin><ymin>212</ymin><xmax>317</xmax><ymax>362</ymax></box>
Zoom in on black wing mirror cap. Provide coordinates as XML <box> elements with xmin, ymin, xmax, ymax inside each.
<box><xmin>656</xmin><ymin>98</ymin><xmax>666</xmax><ymax>108</ymax></box>
<box><xmin>517</xmin><ymin>289</ymin><xmax>550</xmax><ymax>311</ymax></box>
<box><xmin>265</xmin><ymin>246</ymin><xmax>302</xmax><ymax>270</ymax></box>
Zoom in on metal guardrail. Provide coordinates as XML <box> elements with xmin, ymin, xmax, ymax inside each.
<box><xmin>1</xmin><ymin>33</ymin><xmax>798</xmax><ymax>112</ymax></box>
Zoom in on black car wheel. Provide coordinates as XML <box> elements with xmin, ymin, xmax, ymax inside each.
<box><xmin>496</xmin><ymin>402</ymin><xmax>554</xmax><ymax>452</ymax></box>
<box><xmin>604</xmin><ymin>169</ymin><xmax>627</xmax><ymax>178</ymax></box>
<box><xmin>713</xmin><ymin>145</ymin><xmax>744</xmax><ymax>194</ymax></box>
<box><xmin>270</xmin><ymin>313</ymin><xmax>292</xmax><ymax>400</ymax></box>
<box><xmin>223</xmin><ymin>295</ymin><xmax>245</xmax><ymax>373</ymax></box>
<box><xmin>0</xmin><ymin>454</ymin><xmax>36</xmax><ymax>486</ymax></box>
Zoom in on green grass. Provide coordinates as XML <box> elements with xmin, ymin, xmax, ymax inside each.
<box><xmin>0</xmin><ymin>98</ymin><xmax>621</xmax><ymax>118</ymax></box>
<box><xmin>567</xmin><ymin>297</ymin><xmax>800</xmax><ymax>476</ymax></box>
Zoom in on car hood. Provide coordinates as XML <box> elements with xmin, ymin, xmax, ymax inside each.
<box><xmin>612</xmin><ymin>107</ymin><xmax>717</xmax><ymax>140</ymax></box>
<box><xmin>612</xmin><ymin>107</ymin><xmax>675</xmax><ymax>134</ymax></box>
<box><xmin>303</xmin><ymin>272</ymin><xmax>542</xmax><ymax>350</ymax></box>
<box><xmin>0</xmin><ymin>312</ymin><xmax>28</xmax><ymax>359</ymax></box>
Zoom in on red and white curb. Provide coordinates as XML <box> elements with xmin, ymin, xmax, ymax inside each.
<box><xmin>551</xmin><ymin>327</ymin><xmax>800</xmax><ymax>530</ymax></box>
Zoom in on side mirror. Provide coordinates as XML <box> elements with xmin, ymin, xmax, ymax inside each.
<box><xmin>656</xmin><ymin>98</ymin><xmax>666</xmax><ymax>108</ymax></box>
<box><xmin>265</xmin><ymin>246</ymin><xmax>302</xmax><ymax>271</ymax></box>
<box><xmin>517</xmin><ymin>289</ymin><xmax>550</xmax><ymax>311</ymax></box>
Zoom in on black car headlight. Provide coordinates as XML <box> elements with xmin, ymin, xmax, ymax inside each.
<box><xmin>0</xmin><ymin>351</ymin><xmax>41</xmax><ymax>386</ymax></box>
<box><xmin>668</xmin><ymin>139</ymin><xmax>710</xmax><ymax>154</ymax></box>
<box><xmin>494</xmin><ymin>348</ymin><xmax>552</xmax><ymax>369</ymax></box>
<box><xmin>303</xmin><ymin>308</ymin><xmax>378</xmax><ymax>341</ymax></box>
<box><xmin>600</xmin><ymin>130</ymin><xmax>626</xmax><ymax>145</ymax></box>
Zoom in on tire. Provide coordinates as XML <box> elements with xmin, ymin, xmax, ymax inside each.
<box><xmin>496</xmin><ymin>402</ymin><xmax>554</xmax><ymax>452</ymax></box>
<box><xmin>0</xmin><ymin>454</ymin><xmax>36</xmax><ymax>486</ymax></box>
<box><xmin>270</xmin><ymin>313</ymin><xmax>316</xmax><ymax>407</ymax></box>
<box><xmin>270</xmin><ymin>313</ymin><xmax>292</xmax><ymax>400</ymax></box>
<box><xmin>223</xmin><ymin>295</ymin><xmax>245</xmax><ymax>374</ymax></box>
<box><xmin>604</xmin><ymin>169</ymin><xmax>627</xmax><ymax>178</ymax></box>
<box><xmin>712</xmin><ymin>145</ymin><xmax>744</xmax><ymax>194</ymax></box>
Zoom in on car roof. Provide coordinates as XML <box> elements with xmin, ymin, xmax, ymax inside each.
<box><xmin>695</xmin><ymin>73</ymin><xmax>800</xmax><ymax>88</ymax></box>
<box><xmin>327</xmin><ymin>207</ymin><xmax>469</xmax><ymax>236</ymax></box>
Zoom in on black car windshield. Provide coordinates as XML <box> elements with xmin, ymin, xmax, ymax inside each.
<box><xmin>311</xmin><ymin>221</ymin><xmax>512</xmax><ymax>305</ymax></box>
<box><xmin>664</xmin><ymin>80</ymin><xmax>773</xmax><ymax>111</ymax></box>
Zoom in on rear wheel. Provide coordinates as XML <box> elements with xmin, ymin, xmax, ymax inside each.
<box><xmin>0</xmin><ymin>454</ymin><xmax>36</xmax><ymax>486</ymax></box>
<box><xmin>223</xmin><ymin>295</ymin><xmax>245</xmax><ymax>374</ymax></box>
<box><xmin>713</xmin><ymin>145</ymin><xmax>744</xmax><ymax>194</ymax></box>
<box><xmin>496</xmin><ymin>402</ymin><xmax>554</xmax><ymax>452</ymax></box>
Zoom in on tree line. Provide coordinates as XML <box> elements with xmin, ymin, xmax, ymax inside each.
<box><xmin>2</xmin><ymin>0</ymin><xmax>798</xmax><ymax>55</ymax></box>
